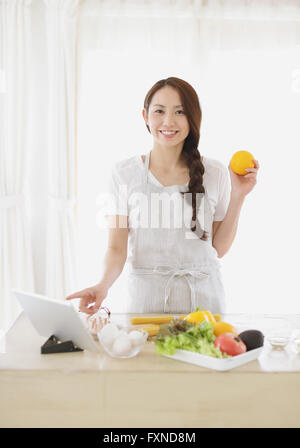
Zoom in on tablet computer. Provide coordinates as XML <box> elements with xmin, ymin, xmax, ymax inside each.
<box><xmin>12</xmin><ymin>289</ymin><xmax>101</xmax><ymax>353</ymax></box>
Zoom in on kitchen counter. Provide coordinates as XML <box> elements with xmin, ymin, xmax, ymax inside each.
<box><xmin>1</xmin><ymin>311</ymin><xmax>300</xmax><ymax>428</ymax></box>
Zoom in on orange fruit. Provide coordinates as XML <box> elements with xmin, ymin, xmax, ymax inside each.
<box><xmin>212</xmin><ymin>321</ymin><xmax>238</xmax><ymax>337</ymax></box>
<box><xmin>230</xmin><ymin>151</ymin><xmax>255</xmax><ymax>175</ymax></box>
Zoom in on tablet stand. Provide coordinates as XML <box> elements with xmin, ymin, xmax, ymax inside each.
<box><xmin>41</xmin><ymin>334</ymin><xmax>84</xmax><ymax>354</ymax></box>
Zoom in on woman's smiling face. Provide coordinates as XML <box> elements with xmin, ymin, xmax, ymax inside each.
<box><xmin>143</xmin><ymin>86</ymin><xmax>190</xmax><ymax>145</ymax></box>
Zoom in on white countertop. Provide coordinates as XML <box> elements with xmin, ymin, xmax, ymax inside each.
<box><xmin>1</xmin><ymin>311</ymin><xmax>300</xmax><ymax>428</ymax></box>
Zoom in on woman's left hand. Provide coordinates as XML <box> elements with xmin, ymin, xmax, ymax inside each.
<box><xmin>228</xmin><ymin>159</ymin><xmax>260</xmax><ymax>198</ymax></box>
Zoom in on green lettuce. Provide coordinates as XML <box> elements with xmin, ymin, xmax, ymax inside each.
<box><xmin>155</xmin><ymin>320</ymin><xmax>230</xmax><ymax>358</ymax></box>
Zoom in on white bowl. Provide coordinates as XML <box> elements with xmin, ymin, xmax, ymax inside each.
<box><xmin>97</xmin><ymin>324</ymin><xmax>148</xmax><ymax>359</ymax></box>
<box><xmin>257</xmin><ymin>317</ymin><xmax>294</xmax><ymax>350</ymax></box>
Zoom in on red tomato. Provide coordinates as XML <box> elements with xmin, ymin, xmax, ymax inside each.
<box><xmin>214</xmin><ymin>332</ymin><xmax>247</xmax><ymax>356</ymax></box>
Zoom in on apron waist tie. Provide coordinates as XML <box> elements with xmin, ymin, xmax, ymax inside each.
<box><xmin>130</xmin><ymin>266</ymin><xmax>209</xmax><ymax>313</ymax></box>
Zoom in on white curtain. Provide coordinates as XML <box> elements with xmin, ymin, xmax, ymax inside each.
<box><xmin>76</xmin><ymin>0</ymin><xmax>300</xmax><ymax>314</ymax></box>
<box><xmin>0</xmin><ymin>0</ymin><xmax>35</xmax><ymax>331</ymax></box>
<box><xmin>44</xmin><ymin>0</ymin><xmax>80</xmax><ymax>300</ymax></box>
<box><xmin>80</xmin><ymin>0</ymin><xmax>300</xmax><ymax>51</ymax></box>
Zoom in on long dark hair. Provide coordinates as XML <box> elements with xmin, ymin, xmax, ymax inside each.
<box><xmin>143</xmin><ymin>77</ymin><xmax>208</xmax><ymax>240</ymax></box>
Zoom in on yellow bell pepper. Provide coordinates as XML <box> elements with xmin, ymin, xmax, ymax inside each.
<box><xmin>184</xmin><ymin>310</ymin><xmax>216</xmax><ymax>325</ymax></box>
<box><xmin>212</xmin><ymin>321</ymin><xmax>237</xmax><ymax>337</ymax></box>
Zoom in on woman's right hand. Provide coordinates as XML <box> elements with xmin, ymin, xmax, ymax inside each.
<box><xmin>65</xmin><ymin>282</ymin><xmax>109</xmax><ymax>314</ymax></box>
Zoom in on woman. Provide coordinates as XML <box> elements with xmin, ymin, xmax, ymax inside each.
<box><xmin>66</xmin><ymin>77</ymin><xmax>259</xmax><ymax>314</ymax></box>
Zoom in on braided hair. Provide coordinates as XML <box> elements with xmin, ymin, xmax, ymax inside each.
<box><xmin>143</xmin><ymin>77</ymin><xmax>208</xmax><ymax>240</ymax></box>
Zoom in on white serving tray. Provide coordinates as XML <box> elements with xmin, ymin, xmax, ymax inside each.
<box><xmin>162</xmin><ymin>347</ymin><xmax>263</xmax><ymax>371</ymax></box>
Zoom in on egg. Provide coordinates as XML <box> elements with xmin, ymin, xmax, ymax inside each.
<box><xmin>99</xmin><ymin>323</ymin><xmax>119</xmax><ymax>348</ymax></box>
<box><xmin>112</xmin><ymin>334</ymin><xmax>132</xmax><ymax>356</ymax></box>
<box><xmin>128</xmin><ymin>330</ymin><xmax>145</xmax><ymax>346</ymax></box>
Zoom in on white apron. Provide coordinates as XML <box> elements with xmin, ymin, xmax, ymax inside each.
<box><xmin>126</xmin><ymin>150</ymin><xmax>226</xmax><ymax>314</ymax></box>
